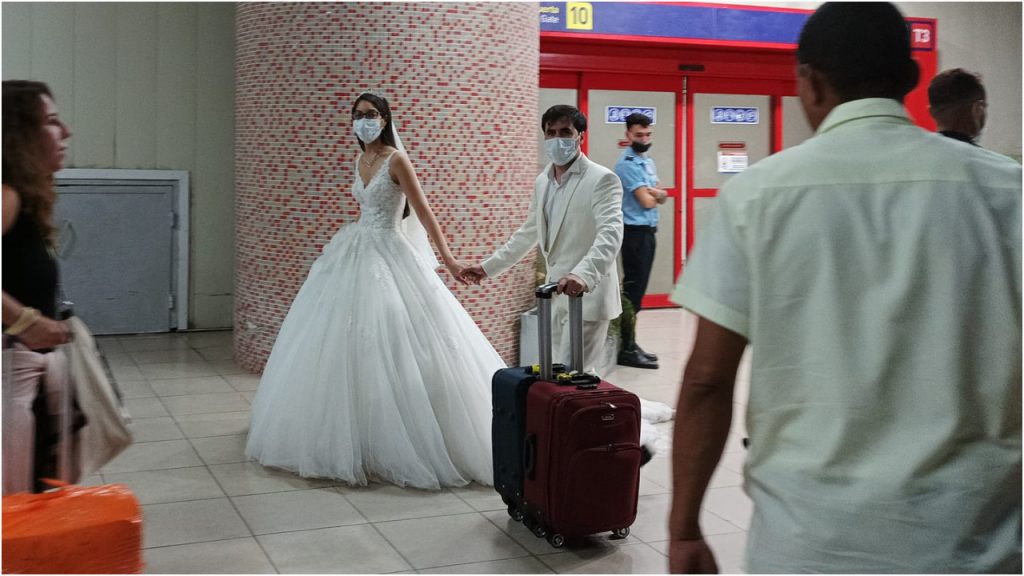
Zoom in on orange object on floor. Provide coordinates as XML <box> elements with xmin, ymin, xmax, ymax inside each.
<box><xmin>2</xmin><ymin>481</ymin><xmax>143</xmax><ymax>574</ymax></box>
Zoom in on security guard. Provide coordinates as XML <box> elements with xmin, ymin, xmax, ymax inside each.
<box><xmin>614</xmin><ymin>112</ymin><xmax>667</xmax><ymax>369</ymax></box>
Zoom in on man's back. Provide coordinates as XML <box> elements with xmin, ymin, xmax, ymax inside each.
<box><xmin>679</xmin><ymin>98</ymin><xmax>1021</xmax><ymax>572</ymax></box>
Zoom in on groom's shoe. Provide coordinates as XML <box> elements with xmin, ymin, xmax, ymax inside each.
<box><xmin>635</xmin><ymin>343</ymin><xmax>658</xmax><ymax>362</ymax></box>
<box><xmin>618</xmin><ymin>346</ymin><xmax>659</xmax><ymax>369</ymax></box>
<box><xmin>640</xmin><ymin>445</ymin><xmax>654</xmax><ymax>467</ymax></box>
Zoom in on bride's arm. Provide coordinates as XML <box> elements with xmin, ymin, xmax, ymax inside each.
<box><xmin>390</xmin><ymin>152</ymin><xmax>461</xmax><ymax>271</ymax></box>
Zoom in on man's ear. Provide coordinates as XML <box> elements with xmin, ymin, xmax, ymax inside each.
<box><xmin>806</xmin><ymin>66</ymin><xmax>829</xmax><ymax>108</ymax></box>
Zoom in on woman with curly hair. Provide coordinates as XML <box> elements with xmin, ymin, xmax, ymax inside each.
<box><xmin>2</xmin><ymin>80</ymin><xmax>73</xmax><ymax>493</ymax></box>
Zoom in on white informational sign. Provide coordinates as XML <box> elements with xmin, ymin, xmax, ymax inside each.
<box><xmin>711</xmin><ymin>106</ymin><xmax>759</xmax><ymax>124</ymax></box>
<box><xmin>717</xmin><ymin>151</ymin><xmax>748</xmax><ymax>173</ymax></box>
<box><xmin>606</xmin><ymin>106</ymin><xmax>656</xmax><ymax>124</ymax></box>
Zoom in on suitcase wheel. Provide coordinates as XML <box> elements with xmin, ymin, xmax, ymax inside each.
<box><xmin>612</xmin><ymin>527</ymin><xmax>630</xmax><ymax>539</ymax></box>
<box><xmin>547</xmin><ymin>533</ymin><xmax>566</xmax><ymax>548</ymax></box>
<box><xmin>531</xmin><ymin>523</ymin><xmax>548</xmax><ymax>538</ymax></box>
<box><xmin>507</xmin><ymin>505</ymin><xmax>523</xmax><ymax>522</ymax></box>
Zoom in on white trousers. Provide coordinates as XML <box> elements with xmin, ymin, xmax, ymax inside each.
<box><xmin>551</xmin><ymin>304</ymin><xmax>609</xmax><ymax>376</ymax></box>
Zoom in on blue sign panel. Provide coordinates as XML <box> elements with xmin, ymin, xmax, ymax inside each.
<box><xmin>711</xmin><ymin>107</ymin><xmax>759</xmax><ymax>125</ymax></box>
<box><xmin>606</xmin><ymin>106</ymin><xmax>656</xmax><ymax>124</ymax></box>
<box><xmin>539</xmin><ymin>2</ymin><xmax>809</xmax><ymax>45</ymax></box>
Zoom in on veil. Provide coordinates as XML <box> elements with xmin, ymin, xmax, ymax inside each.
<box><xmin>389</xmin><ymin>119</ymin><xmax>440</xmax><ymax>270</ymax></box>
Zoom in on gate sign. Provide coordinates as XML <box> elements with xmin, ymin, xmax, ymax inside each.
<box><xmin>711</xmin><ymin>106</ymin><xmax>759</xmax><ymax>125</ymax></box>
<box><xmin>607</xmin><ymin>106</ymin><xmax>656</xmax><ymax>124</ymax></box>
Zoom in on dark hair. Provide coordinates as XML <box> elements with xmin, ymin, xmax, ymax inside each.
<box><xmin>351</xmin><ymin>92</ymin><xmax>397</xmax><ymax>151</ymax></box>
<box><xmin>796</xmin><ymin>2</ymin><xmax>919</xmax><ymax>102</ymax></box>
<box><xmin>928</xmin><ymin>68</ymin><xmax>985</xmax><ymax>110</ymax></box>
<box><xmin>2</xmin><ymin>80</ymin><xmax>57</xmax><ymax>246</ymax></box>
<box><xmin>541</xmin><ymin>105</ymin><xmax>587</xmax><ymax>134</ymax></box>
<box><xmin>351</xmin><ymin>92</ymin><xmax>410</xmax><ymax>218</ymax></box>
<box><xmin>625</xmin><ymin>113</ymin><xmax>652</xmax><ymax>130</ymax></box>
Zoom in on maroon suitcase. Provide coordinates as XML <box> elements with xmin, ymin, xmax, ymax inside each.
<box><xmin>517</xmin><ymin>283</ymin><xmax>642</xmax><ymax>548</ymax></box>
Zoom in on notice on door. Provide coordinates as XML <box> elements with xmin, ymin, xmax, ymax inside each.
<box><xmin>607</xmin><ymin>106</ymin><xmax>656</xmax><ymax>124</ymax></box>
<box><xmin>718</xmin><ymin>151</ymin><xmax>748</xmax><ymax>173</ymax></box>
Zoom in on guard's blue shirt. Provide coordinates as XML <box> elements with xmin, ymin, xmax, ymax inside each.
<box><xmin>615</xmin><ymin>148</ymin><xmax>659</xmax><ymax>227</ymax></box>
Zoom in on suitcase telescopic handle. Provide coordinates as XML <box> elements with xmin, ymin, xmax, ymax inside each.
<box><xmin>535</xmin><ymin>282</ymin><xmax>585</xmax><ymax>381</ymax></box>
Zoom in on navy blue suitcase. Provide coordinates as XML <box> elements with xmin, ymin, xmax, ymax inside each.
<box><xmin>491</xmin><ymin>365</ymin><xmax>533</xmax><ymax>515</ymax></box>
<box><xmin>492</xmin><ymin>288</ymin><xmax>566</xmax><ymax>518</ymax></box>
<box><xmin>492</xmin><ymin>362</ymin><xmax>564</xmax><ymax>517</ymax></box>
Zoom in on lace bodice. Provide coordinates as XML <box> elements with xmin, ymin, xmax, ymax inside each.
<box><xmin>353</xmin><ymin>152</ymin><xmax>405</xmax><ymax>230</ymax></box>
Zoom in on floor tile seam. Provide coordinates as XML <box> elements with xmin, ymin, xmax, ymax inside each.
<box><xmin>700</xmin><ymin>506</ymin><xmax>748</xmax><ymax>534</ymax></box>
<box><xmin>216</xmin><ymin>482</ymin><xmax>356</xmax><ymax>498</ymax></box>
<box><xmin>142</xmin><ymin>534</ymin><xmax>283</xmax><ymax>574</ymax></box>
<box><xmin>148</xmin><ymin>389</ymin><xmax>247</xmax><ymax>399</ymax></box>
<box><xmin>157</xmin><ymin>402</ymin><xmax>252</xmax><ymax>419</ymax></box>
<box><xmin>362</xmin><ymin>516</ymin><xmax>422</xmax><ymax>573</ymax></box>
<box><xmin>184</xmin><ymin>455</ymin><xmax>292</xmax><ymax>569</ymax></box>
<box><xmin>164</xmin><ymin>406</ymin><xmax>249</xmax><ymax>437</ymax></box>
<box><xmin>368</xmin><ymin>508</ymin><xmax>505</xmax><ymax>527</ymax></box>
<box><xmin>236</xmin><ymin>513</ymin><xmax>371</xmax><ymax>537</ymax></box>
<box><xmin>102</xmin><ymin>459</ymin><xmax>210</xmax><ymax>475</ymax></box>
<box><xmin>533</xmin><ymin>540</ymin><xmax>662</xmax><ymax>572</ymax></box>
<box><xmin>140</xmin><ymin>495</ymin><xmax>235</xmax><ymax>509</ymax></box>
<box><xmin>201</xmin><ymin>459</ymin><xmax>283</xmax><ymax>573</ymax></box>
<box><xmin>370</xmin><ymin>508</ymin><xmax>535</xmax><ymax>571</ymax></box>
<box><xmin>141</xmin><ymin>372</ymin><xmax>226</xmax><ymax>383</ymax></box>
<box><xmin>372</xmin><ymin>506</ymin><xmax>536</xmax><ymax>565</ymax></box>
<box><xmin>412</xmin><ymin>550</ymin><xmax>545</xmax><ymax>573</ymax></box>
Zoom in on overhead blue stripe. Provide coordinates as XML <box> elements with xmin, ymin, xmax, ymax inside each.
<box><xmin>540</xmin><ymin>2</ymin><xmax>808</xmax><ymax>45</ymax></box>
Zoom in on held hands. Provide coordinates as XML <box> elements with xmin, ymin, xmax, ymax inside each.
<box><xmin>444</xmin><ymin>259</ymin><xmax>470</xmax><ymax>286</ymax></box>
<box><xmin>669</xmin><ymin>539</ymin><xmax>719</xmax><ymax>574</ymax></box>
<box><xmin>556</xmin><ymin>274</ymin><xmax>588</xmax><ymax>297</ymax></box>
<box><xmin>654</xmin><ymin>188</ymin><xmax>669</xmax><ymax>205</ymax></box>
<box><xmin>459</xmin><ymin>264</ymin><xmax>488</xmax><ymax>286</ymax></box>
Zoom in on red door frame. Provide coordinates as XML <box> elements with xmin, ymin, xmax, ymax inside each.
<box><xmin>685</xmin><ymin>76</ymin><xmax>797</xmax><ymax>254</ymax></box>
<box><xmin>539</xmin><ymin>8</ymin><xmax>937</xmax><ymax>308</ymax></box>
<box><xmin>579</xmin><ymin>74</ymin><xmax>685</xmax><ymax>309</ymax></box>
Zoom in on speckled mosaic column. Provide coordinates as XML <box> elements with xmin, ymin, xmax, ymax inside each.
<box><xmin>234</xmin><ymin>2</ymin><xmax>540</xmax><ymax>371</ymax></box>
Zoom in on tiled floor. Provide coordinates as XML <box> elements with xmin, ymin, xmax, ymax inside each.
<box><xmin>92</xmin><ymin>308</ymin><xmax>753</xmax><ymax>574</ymax></box>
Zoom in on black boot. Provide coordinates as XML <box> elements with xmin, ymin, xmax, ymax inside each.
<box><xmin>634</xmin><ymin>343</ymin><xmax>658</xmax><ymax>362</ymax></box>
<box><xmin>617</xmin><ymin>345</ymin><xmax>659</xmax><ymax>369</ymax></box>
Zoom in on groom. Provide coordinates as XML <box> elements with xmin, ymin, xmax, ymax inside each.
<box><xmin>461</xmin><ymin>105</ymin><xmax>624</xmax><ymax>375</ymax></box>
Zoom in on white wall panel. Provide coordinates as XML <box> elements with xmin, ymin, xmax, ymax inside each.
<box><xmin>30</xmin><ymin>4</ymin><xmax>75</xmax><ymax>166</ymax></box>
<box><xmin>2</xmin><ymin>3</ymin><xmax>33</xmax><ymax>79</ymax></box>
<box><xmin>156</xmin><ymin>4</ymin><xmax>198</xmax><ymax>171</ymax></box>
<box><xmin>115</xmin><ymin>3</ymin><xmax>158</xmax><ymax>167</ymax></box>
<box><xmin>3</xmin><ymin>2</ymin><xmax>237</xmax><ymax>329</ymax></box>
<box><xmin>192</xmin><ymin>4</ymin><xmax>236</xmax><ymax>328</ymax></box>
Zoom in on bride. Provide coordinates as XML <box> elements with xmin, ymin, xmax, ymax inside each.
<box><xmin>245</xmin><ymin>91</ymin><xmax>503</xmax><ymax>489</ymax></box>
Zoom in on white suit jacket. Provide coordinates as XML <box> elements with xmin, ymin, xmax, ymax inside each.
<box><xmin>483</xmin><ymin>153</ymin><xmax>624</xmax><ymax>321</ymax></box>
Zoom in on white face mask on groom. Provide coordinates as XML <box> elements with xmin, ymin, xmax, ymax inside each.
<box><xmin>544</xmin><ymin>137</ymin><xmax>580</xmax><ymax>166</ymax></box>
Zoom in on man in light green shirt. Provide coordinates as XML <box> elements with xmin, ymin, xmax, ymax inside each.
<box><xmin>668</xmin><ymin>3</ymin><xmax>1021</xmax><ymax>573</ymax></box>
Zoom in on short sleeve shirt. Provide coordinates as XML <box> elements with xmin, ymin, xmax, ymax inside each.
<box><xmin>615</xmin><ymin>149</ymin><xmax>659</xmax><ymax>227</ymax></box>
<box><xmin>673</xmin><ymin>98</ymin><xmax>1022</xmax><ymax>573</ymax></box>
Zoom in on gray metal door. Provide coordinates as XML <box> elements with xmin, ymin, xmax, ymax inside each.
<box><xmin>689</xmin><ymin>93</ymin><xmax>772</xmax><ymax>248</ymax></box>
<box><xmin>55</xmin><ymin>183</ymin><xmax>176</xmax><ymax>334</ymax></box>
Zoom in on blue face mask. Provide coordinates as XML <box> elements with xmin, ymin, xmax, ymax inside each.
<box><xmin>544</xmin><ymin>137</ymin><xmax>579</xmax><ymax>166</ymax></box>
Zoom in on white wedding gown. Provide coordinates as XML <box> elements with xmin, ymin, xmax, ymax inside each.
<box><xmin>245</xmin><ymin>152</ymin><xmax>502</xmax><ymax>489</ymax></box>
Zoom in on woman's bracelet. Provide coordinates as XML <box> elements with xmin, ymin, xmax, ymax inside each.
<box><xmin>4</xmin><ymin>307</ymin><xmax>41</xmax><ymax>336</ymax></box>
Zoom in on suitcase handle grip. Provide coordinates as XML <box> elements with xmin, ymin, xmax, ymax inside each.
<box><xmin>535</xmin><ymin>282</ymin><xmax>585</xmax><ymax>380</ymax></box>
<box><xmin>523</xmin><ymin>433</ymin><xmax>537</xmax><ymax>480</ymax></box>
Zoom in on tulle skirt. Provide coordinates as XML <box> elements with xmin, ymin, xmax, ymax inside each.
<box><xmin>245</xmin><ymin>221</ymin><xmax>504</xmax><ymax>489</ymax></box>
